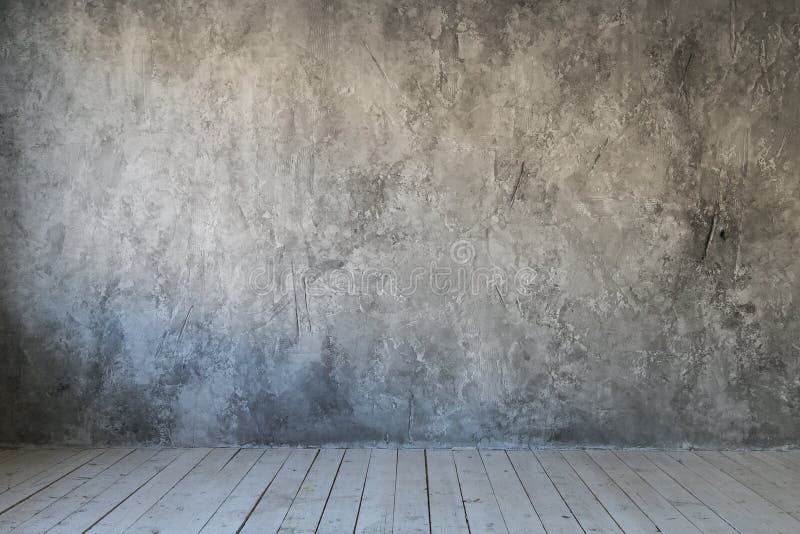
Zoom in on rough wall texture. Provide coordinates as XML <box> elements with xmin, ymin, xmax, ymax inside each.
<box><xmin>1</xmin><ymin>0</ymin><xmax>799</xmax><ymax>448</ymax></box>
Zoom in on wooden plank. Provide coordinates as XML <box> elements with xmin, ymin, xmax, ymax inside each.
<box><xmin>0</xmin><ymin>448</ymin><xmax>105</xmax><ymax>514</ymax></box>
<box><xmin>426</xmin><ymin>449</ymin><xmax>469</xmax><ymax>534</ymax></box>
<box><xmin>587</xmin><ymin>450</ymin><xmax>701</xmax><ymax>534</ymax></box>
<box><xmin>239</xmin><ymin>448</ymin><xmax>318</xmax><ymax>534</ymax></box>
<box><xmin>129</xmin><ymin>448</ymin><xmax>262</xmax><ymax>533</ymax></box>
<box><xmin>534</xmin><ymin>450</ymin><xmax>622</xmax><ymax>534</ymax></box>
<box><xmin>354</xmin><ymin>448</ymin><xmax>397</xmax><ymax>534</ymax></box>
<box><xmin>761</xmin><ymin>451</ymin><xmax>800</xmax><ymax>471</ymax></box>
<box><xmin>616</xmin><ymin>451</ymin><xmax>734</xmax><ymax>534</ymax></box>
<box><xmin>317</xmin><ymin>449</ymin><xmax>371</xmax><ymax>534</ymax></box>
<box><xmin>8</xmin><ymin>446</ymin><xmax>797</xmax><ymax>534</ymax></box>
<box><xmin>723</xmin><ymin>451</ymin><xmax>800</xmax><ymax>491</ymax></box>
<box><xmin>696</xmin><ymin>451</ymin><xmax>800</xmax><ymax>520</ymax></box>
<box><xmin>480</xmin><ymin>449</ymin><xmax>545</xmax><ymax>534</ymax></box>
<box><xmin>668</xmin><ymin>451</ymin><xmax>800</xmax><ymax>533</ymax></box>
<box><xmin>181</xmin><ymin>448</ymin><xmax>265</xmax><ymax>532</ymax></box>
<box><xmin>87</xmin><ymin>447</ymin><xmax>211</xmax><ymax>533</ymax></box>
<box><xmin>200</xmin><ymin>449</ymin><xmax>291</xmax><ymax>533</ymax></box>
<box><xmin>13</xmin><ymin>448</ymin><xmax>160</xmax><ymax>533</ymax></box>
<box><xmin>278</xmin><ymin>448</ymin><xmax>345</xmax><ymax>533</ymax></box>
<box><xmin>0</xmin><ymin>449</ymin><xmax>73</xmax><ymax>490</ymax></box>
<box><xmin>0</xmin><ymin>448</ymin><xmax>132</xmax><ymax>530</ymax></box>
<box><xmin>126</xmin><ymin>448</ymin><xmax>241</xmax><ymax>533</ymax></box>
<box><xmin>562</xmin><ymin>450</ymin><xmax>657</xmax><ymax>533</ymax></box>
<box><xmin>0</xmin><ymin>448</ymin><xmax>84</xmax><ymax>493</ymax></box>
<box><xmin>753</xmin><ymin>451</ymin><xmax>800</xmax><ymax>478</ymax></box>
<box><xmin>453</xmin><ymin>449</ymin><xmax>508</xmax><ymax>533</ymax></box>
<box><xmin>645</xmin><ymin>451</ymin><xmax>772</xmax><ymax>533</ymax></box>
<box><xmin>392</xmin><ymin>449</ymin><xmax>430</xmax><ymax>534</ymax></box>
<box><xmin>506</xmin><ymin>450</ymin><xmax>581</xmax><ymax>534</ymax></box>
<box><xmin>50</xmin><ymin>448</ymin><xmax>183</xmax><ymax>534</ymax></box>
<box><xmin>783</xmin><ymin>450</ymin><xmax>800</xmax><ymax>469</ymax></box>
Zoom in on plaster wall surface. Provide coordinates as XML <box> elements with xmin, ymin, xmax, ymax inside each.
<box><xmin>1</xmin><ymin>0</ymin><xmax>799</xmax><ymax>447</ymax></box>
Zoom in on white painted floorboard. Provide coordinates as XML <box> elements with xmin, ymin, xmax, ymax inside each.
<box><xmin>0</xmin><ymin>447</ymin><xmax>798</xmax><ymax>533</ymax></box>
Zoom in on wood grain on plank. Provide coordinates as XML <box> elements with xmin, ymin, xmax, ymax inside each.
<box><xmin>278</xmin><ymin>448</ymin><xmax>344</xmax><ymax>533</ymax></box>
<box><xmin>587</xmin><ymin>450</ymin><xmax>701</xmax><ymax>534</ymax></box>
<box><xmin>0</xmin><ymin>448</ymin><xmax>105</xmax><ymax>515</ymax></box>
<box><xmin>317</xmin><ymin>448</ymin><xmax>371</xmax><ymax>534</ymax></box>
<box><xmin>87</xmin><ymin>447</ymin><xmax>211</xmax><ymax>533</ymax></box>
<box><xmin>14</xmin><ymin>448</ymin><xmax>160</xmax><ymax>533</ymax></box>
<box><xmin>453</xmin><ymin>449</ymin><xmax>508</xmax><ymax>534</ymax></box>
<box><xmin>506</xmin><ymin>450</ymin><xmax>582</xmax><ymax>534</ymax></box>
<box><xmin>535</xmin><ymin>450</ymin><xmax>622</xmax><ymax>534</ymax></box>
<box><xmin>354</xmin><ymin>448</ymin><xmax>397</xmax><ymax>534</ymax></box>
<box><xmin>669</xmin><ymin>451</ymin><xmax>800</xmax><ymax>533</ymax></box>
<box><xmin>393</xmin><ymin>448</ymin><xmax>430</xmax><ymax>534</ymax></box>
<box><xmin>239</xmin><ymin>448</ymin><xmax>318</xmax><ymax>534</ymax></box>
<box><xmin>562</xmin><ymin>450</ymin><xmax>657</xmax><ymax>533</ymax></box>
<box><xmin>50</xmin><ymin>448</ymin><xmax>183</xmax><ymax>534</ymax></box>
<box><xmin>0</xmin><ymin>448</ymin><xmax>132</xmax><ymax>530</ymax></box>
<box><xmin>480</xmin><ymin>449</ymin><xmax>545</xmax><ymax>534</ymax></box>
<box><xmin>616</xmin><ymin>451</ymin><xmax>735</xmax><ymax>534</ymax></box>
<box><xmin>200</xmin><ymin>448</ymin><xmax>291</xmax><ymax>533</ymax></box>
<box><xmin>426</xmin><ymin>449</ymin><xmax>469</xmax><ymax>534</ymax></box>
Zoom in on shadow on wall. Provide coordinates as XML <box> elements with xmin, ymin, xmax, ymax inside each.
<box><xmin>0</xmin><ymin>308</ymin><xmax>168</xmax><ymax>445</ymax></box>
<box><xmin>0</xmin><ymin>0</ymin><xmax>799</xmax><ymax>447</ymax></box>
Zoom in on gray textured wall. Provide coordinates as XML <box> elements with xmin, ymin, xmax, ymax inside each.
<box><xmin>1</xmin><ymin>0</ymin><xmax>798</xmax><ymax>448</ymax></box>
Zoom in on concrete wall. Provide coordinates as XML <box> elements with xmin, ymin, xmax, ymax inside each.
<box><xmin>1</xmin><ymin>0</ymin><xmax>798</xmax><ymax>448</ymax></box>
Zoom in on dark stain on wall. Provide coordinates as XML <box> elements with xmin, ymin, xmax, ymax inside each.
<box><xmin>0</xmin><ymin>0</ymin><xmax>799</xmax><ymax>447</ymax></box>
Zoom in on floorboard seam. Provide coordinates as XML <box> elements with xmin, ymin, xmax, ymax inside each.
<box><xmin>0</xmin><ymin>449</ymin><xmax>106</xmax><ymax>516</ymax></box>
<box><xmin>273</xmin><ymin>448</ymin><xmax>321</xmax><ymax>533</ymax></box>
<box><xmin>313</xmin><ymin>449</ymin><xmax>347</xmax><ymax>533</ymax></box>
<box><xmin>583</xmin><ymin>451</ymin><xmax>661</xmax><ymax>532</ymax></box>
<box><xmin>350</xmin><ymin>448</ymin><xmax>373</xmax><ymax>534</ymax></box>
<box><xmin>423</xmin><ymin>449</ymin><xmax>432</xmax><ymax>534</ymax></box>
<box><xmin>198</xmin><ymin>448</ymin><xmax>268</xmax><ymax>532</ymax></box>
<box><xmin>234</xmin><ymin>449</ymin><xmax>292</xmax><ymax>533</ymax></box>
<box><xmin>638</xmin><ymin>452</ymin><xmax>741</xmax><ymax>534</ymax></box>
<box><xmin>125</xmin><ymin>448</ymin><xmax>213</xmax><ymax>531</ymax></box>
<box><xmin>527</xmin><ymin>449</ymin><xmax>587</xmax><ymax>534</ymax></box>
<box><xmin>79</xmin><ymin>450</ymin><xmax>184</xmax><ymax>533</ymax></box>
<box><xmin>503</xmin><ymin>450</ymin><xmax>546</xmax><ymax>532</ymax></box>
<box><xmin>451</xmin><ymin>450</ymin><xmax>472</xmax><ymax>534</ymax></box>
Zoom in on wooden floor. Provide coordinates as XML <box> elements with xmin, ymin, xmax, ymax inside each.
<box><xmin>1</xmin><ymin>448</ymin><xmax>799</xmax><ymax>533</ymax></box>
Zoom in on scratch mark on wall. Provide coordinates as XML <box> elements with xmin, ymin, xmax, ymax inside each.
<box><xmin>509</xmin><ymin>161</ymin><xmax>525</xmax><ymax>208</ymax></box>
<box><xmin>407</xmin><ymin>393</ymin><xmax>415</xmax><ymax>443</ymax></box>
<box><xmin>775</xmin><ymin>131</ymin><xmax>787</xmax><ymax>161</ymax></box>
<box><xmin>302</xmin><ymin>277</ymin><xmax>312</xmax><ymax>333</ymax></box>
<box><xmin>729</xmin><ymin>0</ymin><xmax>738</xmax><ymax>59</ymax></box>
<box><xmin>495</xmin><ymin>285</ymin><xmax>507</xmax><ymax>308</ymax></box>
<box><xmin>679</xmin><ymin>51</ymin><xmax>693</xmax><ymax>109</ymax></box>
<box><xmin>734</xmin><ymin>127</ymin><xmax>750</xmax><ymax>281</ymax></box>
<box><xmin>177</xmin><ymin>305</ymin><xmax>194</xmax><ymax>343</ymax></box>
<box><xmin>743</xmin><ymin>127</ymin><xmax>750</xmax><ymax>178</ymax></box>
<box><xmin>361</xmin><ymin>38</ymin><xmax>391</xmax><ymax>85</ymax></box>
<box><xmin>702</xmin><ymin>212</ymin><xmax>718</xmax><ymax>262</ymax></box>
<box><xmin>291</xmin><ymin>261</ymin><xmax>300</xmax><ymax>341</ymax></box>
<box><xmin>589</xmin><ymin>137</ymin><xmax>610</xmax><ymax>172</ymax></box>
<box><xmin>261</xmin><ymin>296</ymin><xmax>292</xmax><ymax>329</ymax></box>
